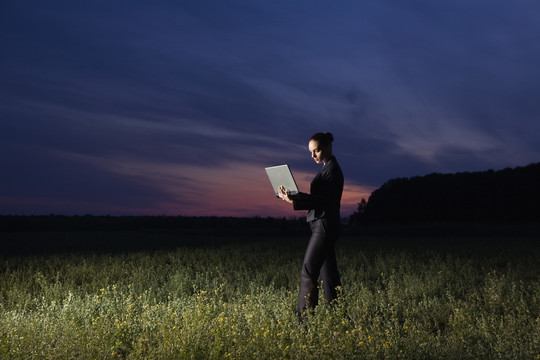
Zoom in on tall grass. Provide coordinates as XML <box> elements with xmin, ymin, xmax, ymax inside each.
<box><xmin>0</xmin><ymin>234</ymin><xmax>538</xmax><ymax>359</ymax></box>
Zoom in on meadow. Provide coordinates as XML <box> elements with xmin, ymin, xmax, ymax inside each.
<box><xmin>0</xmin><ymin>230</ymin><xmax>539</xmax><ymax>359</ymax></box>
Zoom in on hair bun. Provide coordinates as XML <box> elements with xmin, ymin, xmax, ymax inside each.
<box><xmin>310</xmin><ymin>132</ymin><xmax>335</xmax><ymax>147</ymax></box>
<box><xmin>325</xmin><ymin>132</ymin><xmax>334</xmax><ymax>143</ymax></box>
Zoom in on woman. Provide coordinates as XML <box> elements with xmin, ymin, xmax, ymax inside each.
<box><xmin>278</xmin><ymin>132</ymin><xmax>344</xmax><ymax>319</ymax></box>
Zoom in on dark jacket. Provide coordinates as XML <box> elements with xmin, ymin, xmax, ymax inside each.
<box><xmin>292</xmin><ymin>156</ymin><xmax>344</xmax><ymax>232</ymax></box>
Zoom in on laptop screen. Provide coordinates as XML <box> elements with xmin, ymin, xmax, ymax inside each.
<box><xmin>265</xmin><ymin>164</ymin><xmax>299</xmax><ymax>197</ymax></box>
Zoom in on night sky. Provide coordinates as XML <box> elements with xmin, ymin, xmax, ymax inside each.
<box><xmin>2</xmin><ymin>1</ymin><xmax>540</xmax><ymax>217</ymax></box>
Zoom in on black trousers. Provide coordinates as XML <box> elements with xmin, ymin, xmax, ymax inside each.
<box><xmin>297</xmin><ymin>218</ymin><xmax>342</xmax><ymax>317</ymax></box>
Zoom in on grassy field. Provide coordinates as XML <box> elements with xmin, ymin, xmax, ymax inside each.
<box><xmin>0</xmin><ymin>232</ymin><xmax>539</xmax><ymax>359</ymax></box>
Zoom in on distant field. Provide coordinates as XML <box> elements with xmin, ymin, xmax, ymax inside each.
<box><xmin>0</xmin><ymin>232</ymin><xmax>538</xmax><ymax>359</ymax></box>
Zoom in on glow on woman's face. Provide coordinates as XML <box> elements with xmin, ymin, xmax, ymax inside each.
<box><xmin>308</xmin><ymin>140</ymin><xmax>331</xmax><ymax>164</ymax></box>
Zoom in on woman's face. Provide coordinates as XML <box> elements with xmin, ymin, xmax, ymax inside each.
<box><xmin>308</xmin><ymin>140</ymin><xmax>331</xmax><ymax>164</ymax></box>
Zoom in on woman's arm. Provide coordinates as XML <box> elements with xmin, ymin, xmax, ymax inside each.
<box><xmin>278</xmin><ymin>186</ymin><xmax>324</xmax><ymax>208</ymax></box>
<box><xmin>290</xmin><ymin>192</ymin><xmax>324</xmax><ymax>211</ymax></box>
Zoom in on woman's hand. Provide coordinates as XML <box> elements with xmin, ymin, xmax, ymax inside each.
<box><xmin>278</xmin><ymin>185</ymin><xmax>293</xmax><ymax>203</ymax></box>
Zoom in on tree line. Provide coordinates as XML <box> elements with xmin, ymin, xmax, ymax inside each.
<box><xmin>0</xmin><ymin>215</ymin><xmax>308</xmax><ymax>234</ymax></box>
<box><xmin>350</xmin><ymin>162</ymin><xmax>540</xmax><ymax>224</ymax></box>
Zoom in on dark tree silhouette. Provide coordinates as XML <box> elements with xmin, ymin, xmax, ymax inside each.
<box><xmin>353</xmin><ymin>162</ymin><xmax>540</xmax><ymax>224</ymax></box>
<box><xmin>348</xmin><ymin>198</ymin><xmax>367</xmax><ymax>225</ymax></box>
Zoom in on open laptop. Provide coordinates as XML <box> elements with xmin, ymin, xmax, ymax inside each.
<box><xmin>265</xmin><ymin>164</ymin><xmax>299</xmax><ymax>197</ymax></box>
